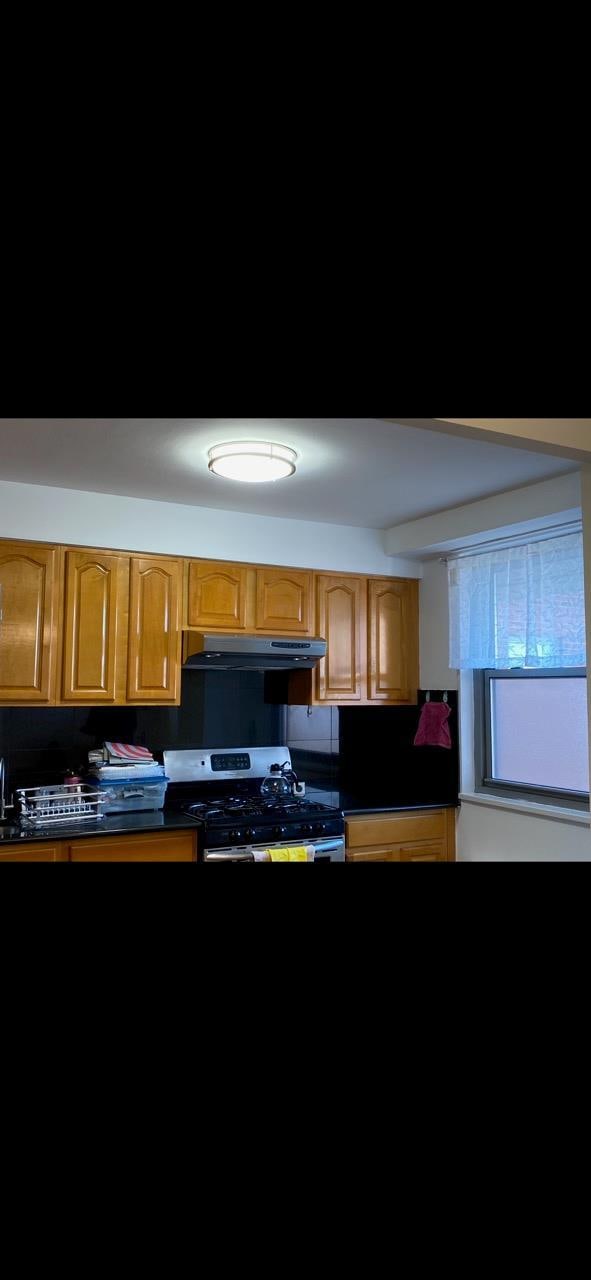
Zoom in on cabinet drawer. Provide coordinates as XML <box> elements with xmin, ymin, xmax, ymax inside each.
<box><xmin>399</xmin><ymin>840</ymin><xmax>447</xmax><ymax>862</ymax></box>
<box><xmin>346</xmin><ymin>811</ymin><xmax>446</xmax><ymax>849</ymax></box>
<box><xmin>67</xmin><ymin>831</ymin><xmax>196</xmax><ymax>862</ymax></box>
<box><xmin>346</xmin><ymin>845</ymin><xmax>401</xmax><ymax>863</ymax></box>
<box><xmin>0</xmin><ymin>841</ymin><xmax>67</xmax><ymax>861</ymax></box>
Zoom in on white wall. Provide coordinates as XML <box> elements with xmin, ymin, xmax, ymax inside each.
<box><xmin>457</xmin><ymin>800</ymin><xmax>590</xmax><ymax>860</ymax></box>
<box><xmin>419</xmin><ymin>559</ymin><xmax>458</xmax><ymax>691</ymax></box>
<box><xmin>0</xmin><ymin>480</ymin><xmax>420</xmax><ymax>578</ymax></box>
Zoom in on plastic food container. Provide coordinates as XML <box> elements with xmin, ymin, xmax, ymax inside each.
<box><xmin>94</xmin><ymin>777</ymin><xmax>169</xmax><ymax>813</ymax></box>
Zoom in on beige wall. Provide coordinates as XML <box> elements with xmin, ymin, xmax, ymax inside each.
<box><xmin>389</xmin><ymin>418</ymin><xmax>591</xmax><ymax>461</ymax></box>
<box><xmin>439</xmin><ymin>419</ymin><xmax>591</xmax><ymax>455</ymax></box>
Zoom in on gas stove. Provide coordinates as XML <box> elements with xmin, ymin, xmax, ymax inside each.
<box><xmin>164</xmin><ymin>747</ymin><xmax>345</xmax><ymax>862</ymax></box>
<box><xmin>182</xmin><ymin>796</ymin><xmax>343</xmax><ymax>845</ymax></box>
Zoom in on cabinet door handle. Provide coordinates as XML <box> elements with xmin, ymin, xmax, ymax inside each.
<box><xmin>0</xmin><ymin>582</ymin><xmax>3</xmax><ymax>622</ymax></box>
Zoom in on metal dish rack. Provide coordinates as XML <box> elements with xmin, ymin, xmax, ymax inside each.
<box><xmin>17</xmin><ymin>782</ymin><xmax>106</xmax><ymax>827</ymax></box>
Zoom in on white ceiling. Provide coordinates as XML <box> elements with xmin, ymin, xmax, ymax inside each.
<box><xmin>0</xmin><ymin>418</ymin><xmax>577</xmax><ymax>529</ymax></box>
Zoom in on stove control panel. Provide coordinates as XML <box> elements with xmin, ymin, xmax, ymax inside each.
<box><xmin>165</xmin><ymin>746</ymin><xmax>292</xmax><ymax>784</ymax></box>
<box><xmin>211</xmin><ymin>753</ymin><xmax>251</xmax><ymax>772</ymax></box>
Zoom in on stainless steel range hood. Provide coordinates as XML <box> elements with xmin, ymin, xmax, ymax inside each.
<box><xmin>182</xmin><ymin>633</ymin><xmax>326</xmax><ymax>671</ymax></box>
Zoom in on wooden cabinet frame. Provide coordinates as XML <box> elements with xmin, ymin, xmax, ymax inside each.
<box><xmin>345</xmin><ymin>809</ymin><xmax>456</xmax><ymax>862</ymax></box>
<box><xmin>0</xmin><ymin>830</ymin><xmax>197</xmax><ymax>862</ymax></box>
<box><xmin>288</xmin><ymin>571</ymin><xmax>419</xmax><ymax>707</ymax></box>
<box><xmin>0</xmin><ymin>538</ymin><xmax>420</xmax><ymax>710</ymax></box>
<box><xmin>0</xmin><ymin>542</ymin><xmax>60</xmax><ymax>704</ymax></box>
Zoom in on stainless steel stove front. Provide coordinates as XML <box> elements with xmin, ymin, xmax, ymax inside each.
<box><xmin>203</xmin><ymin>835</ymin><xmax>346</xmax><ymax>863</ymax></box>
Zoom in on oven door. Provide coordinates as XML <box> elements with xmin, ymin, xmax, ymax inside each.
<box><xmin>202</xmin><ymin>837</ymin><xmax>345</xmax><ymax>863</ymax></box>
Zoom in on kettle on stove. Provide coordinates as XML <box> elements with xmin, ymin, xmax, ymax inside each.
<box><xmin>260</xmin><ymin>762</ymin><xmax>298</xmax><ymax>800</ymax></box>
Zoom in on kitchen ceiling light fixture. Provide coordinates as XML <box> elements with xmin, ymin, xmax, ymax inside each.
<box><xmin>207</xmin><ymin>440</ymin><xmax>297</xmax><ymax>483</ymax></box>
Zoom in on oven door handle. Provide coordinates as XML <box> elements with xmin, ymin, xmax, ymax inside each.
<box><xmin>204</xmin><ymin>851</ymin><xmax>255</xmax><ymax>862</ymax></box>
<box><xmin>310</xmin><ymin>838</ymin><xmax>345</xmax><ymax>853</ymax></box>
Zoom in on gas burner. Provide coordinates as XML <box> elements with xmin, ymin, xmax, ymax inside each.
<box><xmin>223</xmin><ymin>798</ymin><xmax>259</xmax><ymax>814</ymax></box>
<box><xmin>262</xmin><ymin>799</ymin><xmax>295</xmax><ymax>808</ymax></box>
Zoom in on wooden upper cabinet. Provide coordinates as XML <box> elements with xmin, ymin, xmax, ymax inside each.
<box><xmin>62</xmin><ymin>550</ymin><xmax>125</xmax><ymax>701</ymax></box>
<box><xmin>316</xmin><ymin>575</ymin><xmax>366</xmax><ymax>702</ymax></box>
<box><xmin>187</xmin><ymin>561</ymin><xmax>247</xmax><ymax>631</ymax></box>
<box><xmin>368</xmin><ymin>578</ymin><xmax>419</xmax><ymax>703</ymax></box>
<box><xmin>0</xmin><ymin>542</ymin><xmax>58</xmax><ymax>702</ymax></box>
<box><xmin>127</xmin><ymin>557</ymin><xmax>181</xmax><ymax>702</ymax></box>
<box><xmin>255</xmin><ymin>568</ymin><xmax>313</xmax><ymax>634</ymax></box>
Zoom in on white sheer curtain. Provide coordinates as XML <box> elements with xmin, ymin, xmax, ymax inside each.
<box><xmin>448</xmin><ymin>531</ymin><xmax>586</xmax><ymax>670</ymax></box>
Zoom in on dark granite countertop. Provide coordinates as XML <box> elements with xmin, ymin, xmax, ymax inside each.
<box><xmin>0</xmin><ymin>809</ymin><xmax>200</xmax><ymax>845</ymax></box>
<box><xmin>305</xmin><ymin>787</ymin><xmax>458</xmax><ymax>815</ymax></box>
<box><xmin>1</xmin><ymin>793</ymin><xmax>458</xmax><ymax>845</ymax></box>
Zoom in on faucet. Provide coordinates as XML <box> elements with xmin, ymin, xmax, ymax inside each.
<box><xmin>0</xmin><ymin>757</ymin><xmax>14</xmax><ymax>822</ymax></box>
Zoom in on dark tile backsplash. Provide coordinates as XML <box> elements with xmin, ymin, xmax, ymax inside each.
<box><xmin>0</xmin><ymin>670</ymin><xmax>285</xmax><ymax>793</ymax></box>
<box><xmin>337</xmin><ymin>692</ymin><xmax>459</xmax><ymax>805</ymax></box>
<box><xmin>286</xmin><ymin>703</ymin><xmax>339</xmax><ymax>790</ymax></box>
<box><xmin>0</xmin><ymin>674</ymin><xmax>458</xmax><ymax>809</ymax></box>
<box><xmin>287</xmin><ymin>693</ymin><xmax>459</xmax><ymax>806</ymax></box>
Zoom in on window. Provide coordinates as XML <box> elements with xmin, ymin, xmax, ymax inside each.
<box><xmin>474</xmin><ymin>668</ymin><xmax>589</xmax><ymax>808</ymax></box>
<box><xmin>448</xmin><ymin>527</ymin><xmax>588</xmax><ymax>811</ymax></box>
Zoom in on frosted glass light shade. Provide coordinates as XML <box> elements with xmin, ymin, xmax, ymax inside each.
<box><xmin>208</xmin><ymin>441</ymin><xmax>297</xmax><ymax>483</ymax></box>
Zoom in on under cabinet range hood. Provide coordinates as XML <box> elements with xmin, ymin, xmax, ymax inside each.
<box><xmin>182</xmin><ymin>633</ymin><xmax>326</xmax><ymax>671</ymax></box>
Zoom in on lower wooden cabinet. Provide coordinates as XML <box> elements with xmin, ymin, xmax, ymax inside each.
<box><xmin>0</xmin><ymin>841</ymin><xmax>68</xmax><ymax>862</ymax></box>
<box><xmin>67</xmin><ymin>831</ymin><xmax>196</xmax><ymax>861</ymax></box>
<box><xmin>0</xmin><ymin>830</ymin><xmax>197</xmax><ymax>862</ymax></box>
<box><xmin>345</xmin><ymin>809</ymin><xmax>456</xmax><ymax>862</ymax></box>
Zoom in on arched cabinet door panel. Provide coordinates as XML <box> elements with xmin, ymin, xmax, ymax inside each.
<box><xmin>187</xmin><ymin>561</ymin><xmax>248</xmax><ymax>630</ymax></box>
<box><xmin>255</xmin><ymin>569</ymin><xmax>313</xmax><ymax>634</ymax></box>
<box><xmin>62</xmin><ymin>550</ymin><xmax>124</xmax><ymax>701</ymax></box>
<box><xmin>127</xmin><ymin>558</ymin><xmax>181</xmax><ymax>702</ymax></box>
<box><xmin>315</xmin><ymin>576</ymin><xmax>366</xmax><ymax>702</ymax></box>
<box><xmin>0</xmin><ymin>543</ymin><xmax>58</xmax><ymax>702</ymax></box>
<box><xmin>368</xmin><ymin>578</ymin><xmax>419</xmax><ymax>703</ymax></box>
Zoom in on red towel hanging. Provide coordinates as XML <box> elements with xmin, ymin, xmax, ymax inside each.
<box><xmin>413</xmin><ymin>700</ymin><xmax>452</xmax><ymax>749</ymax></box>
